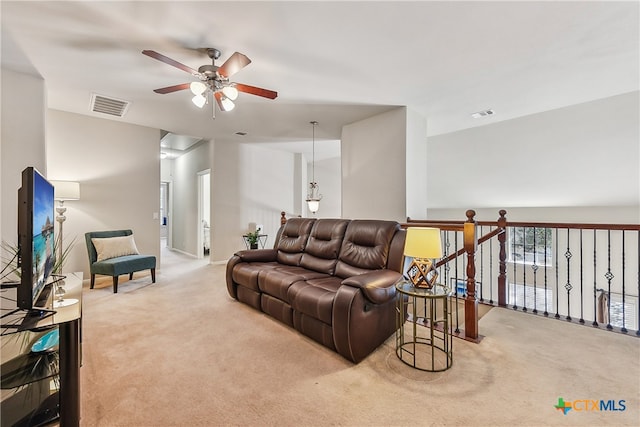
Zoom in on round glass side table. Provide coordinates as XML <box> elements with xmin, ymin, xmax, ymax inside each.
<box><xmin>395</xmin><ymin>280</ymin><xmax>453</xmax><ymax>372</ymax></box>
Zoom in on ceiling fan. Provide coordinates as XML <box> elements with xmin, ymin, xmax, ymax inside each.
<box><xmin>142</xmin><ymin>48</ymin><xmax>277</xmax><ymax>115</ymax></box>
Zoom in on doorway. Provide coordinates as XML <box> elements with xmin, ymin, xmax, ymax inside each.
<box><xmin>197</xmin><ymin>169</ymin><xmax>211</xmax><ymax>259</ymax></box>
<box><xmin>160</xmin><ymin>181</ymin><xmax>171</xmax><ymax>248</ymax></box>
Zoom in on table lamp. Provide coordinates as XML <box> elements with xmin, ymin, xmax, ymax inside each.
<box><xmin>404</xmin><ymin>227</ymin><xmax>443</xmax><ymax>289</ymax></box>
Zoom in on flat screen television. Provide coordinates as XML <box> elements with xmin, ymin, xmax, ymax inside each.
<box><xmin>17</xmin><ymin>167</ymin><xmax>56</xmax><ymax>310</ymax></box>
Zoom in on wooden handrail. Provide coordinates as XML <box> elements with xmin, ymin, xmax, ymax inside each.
<box><xmin>404</xmin><ymin>209</ymin><xmax>483</xmax><ymax>342</ymax></box>
<box><xmin>496</xmin><ymin>221</ymin><xmax>640</xmax><ymax>231</ymax></box>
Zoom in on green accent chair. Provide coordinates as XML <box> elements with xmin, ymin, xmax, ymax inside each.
<box><xmin>85</xmin><ymin>230</ymin><xmax>156</xmax><ymax>293</ymax></box>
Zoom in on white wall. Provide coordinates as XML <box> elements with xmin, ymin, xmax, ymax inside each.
<box><xmin>405</xmin><ymin>108</ymin><xmax>428</xmax><ymax>219</ymax></box>
<box><xmin>341</xmin><ymin>107</ymin><xmax>428</xmax><ymax>221</ymax></box>
<box><xmin>341</xmin><ymin>108</ymin><xmax>408</xmax><ymax>221</ymax></box>
<box><xmin>169</xmin><ymin>140</ymin><xmax>212</xmax><ymax>256</ymax></box>
<box><xmin>305</xmin><ymin>156</ymin><xmax>341</xmax><ymax>218</ymax></box>
<box><xmin>212</xmin><ymin>142</ymin><xmax>296</xmax><ymax>262</ymax></box>
<box><xmin>1</xmin><ymin>68</ymin><xmax>47</xmax><ymax>252</ymax></box>
<box><xmin>46</xmin><ymin>109</ymin><xmax>161</xmax><ymax>277</ymax></box>
<box><xmin>426</xmin><ymin>91</ymin><xmax>640</xmax><ymax>223</ymax></box>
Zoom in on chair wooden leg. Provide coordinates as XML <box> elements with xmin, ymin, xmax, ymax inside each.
<box><xmin>151</xmin><ymin>268</ymin><xmax>156</xmax><ymax>283</ymax></box>
<box><xmin>113</xmin><ymin>276</ymin><xmax>119</xmax><ymax>293</ymax></box>
<box><xmin>90</xmin><ymin>274</ymin><xmax>96</xmax><ymax>289</ymax></box>
<box><xmin>129</xmin><ymin>272</ymin><xmax>134</xmax><ymax>280</ymax></box>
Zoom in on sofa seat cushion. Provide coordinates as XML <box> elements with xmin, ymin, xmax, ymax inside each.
<box><xmin>289</xmin><ymin>276</ymin><xmax>343</xmax><ymax>325</ymax></box>
<box><xmin>232</xmin><ymin>262</ymin><xmax>280</xmax><ymax>291</ymax></box>
<box><xmin>258</xmin><ymin>268</ymin><xmax>328</xmax><ymax>303</ymax></box>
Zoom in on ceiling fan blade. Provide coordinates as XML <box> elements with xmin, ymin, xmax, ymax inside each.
<box><xmin>217</xmin><ymin>52</ymin><xmax>251</xmax><ymax>78</ymax></box>
<box><xmin>214</xmin><ymin>91</ymin><xmax>229</xmax><ymax>112</ymax></box>
<box><xmin>142</xmin><ymin>50</ymin><xmax>200</xmax><ymax>77</ymax></box>
<box><xmin>153</xmin><ymin>83</ymin><xmax>191</xmax><ymax>94</ymax></box>
<box><xmin>234</xmin><ymin>83</ymin><xmax>278</xmax><ymax>100</ymax></box>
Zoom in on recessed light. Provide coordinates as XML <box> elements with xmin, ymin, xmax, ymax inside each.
<box><xmin>471</xmin><ymin>109</ymin><xmax>495</xmax><ymax>119</ymax></box>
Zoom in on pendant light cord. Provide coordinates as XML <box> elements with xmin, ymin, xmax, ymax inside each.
<box><xmin>310</xmin><ymin>121</ymin><xmax>318</xmax><ymax>184</ymax></box>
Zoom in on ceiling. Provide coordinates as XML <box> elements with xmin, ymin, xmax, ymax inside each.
<box><xmin>1</xmin><ymin>1</ymin><xmax>638</xmax><ymax>161</ymax></box>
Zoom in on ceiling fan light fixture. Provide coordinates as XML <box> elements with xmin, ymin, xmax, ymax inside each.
<box><xmin>190</xmin><ymin>81</ymin><xmax>207</xmax><ymax>95</ymax></box>
<box><xmin>220</xmin><ymin>96</ymin><xmax>235</xmax><ymax>111</ymax></box>
<box><xmin>222</xmin><ymin>85</ymin><xmax>239</xmax><ymax>101</ymax></box>
<box><xmin>192</xmin><ymin>94</ymin><xmax>207</xmax><ymax>108</ymax></box>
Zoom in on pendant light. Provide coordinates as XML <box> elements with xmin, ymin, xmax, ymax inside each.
<box><xmin>306</xmin><ymin>121</ymin><xmax>322</xmax><ymax>214</ymax></box>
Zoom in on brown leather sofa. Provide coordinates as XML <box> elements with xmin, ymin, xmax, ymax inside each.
<box><xmin>226</xmin><ymin>217</ymin><xmax>406</xmax><ymax>363</ymax></box>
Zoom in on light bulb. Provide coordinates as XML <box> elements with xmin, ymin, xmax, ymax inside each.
<box><xmin>190</xmin><ymin>81</ymin><xmax>207</xmax><ymax>95</ymax></box>
<box><xmin>222</xmin><ymin>86</ymin><xmax>238</xmax><ymax>101</ymax></box>
<box><xmin>220</xmin><ymin>96</ymin><xmax>235</xmax><ymax>111</ymax></box>
<box><xmin>192</xmin><ymin>94</ymin><xmax>206</xmax><ymax>108</ymax></box>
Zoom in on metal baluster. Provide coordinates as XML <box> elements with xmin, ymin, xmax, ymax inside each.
<box><xmin>512</xmin><ymin>228</ymin><xmax>517</xmax><ymax>310</ymax></box>
<box><xmin>531</xmin><ymin>227</ymin><xmax>538</xmax><ymax>314</ymax></box>
<box><xmin>565</xmin><ymin>228</ymin><xmax>573</xmax><ymax>321</ymax></box>
<box><xmin>489</xmin><ymin>232</ymin><xmax>494</xmax><ymax>305</ymax></box>
<box><xmin>555</xmin><ymin>228</ymin><xmax>560</xmax><ymax>319</ymax></box>
<box><xmin>443</xmin><ymin>231</ymin><xmax>450</xmax><ymax>291</ymax></box>
<box><xmin>454</xmin><ymin>233</ymin><xmax>460</xmax><ymax>334</ymax></box>
<box><xmin>579</xmin><ymin>229</ymin><xmax>585</xmax><ymax>324</ymax></box>
<box><xmin>621</xmin><ymin>231</ymin><xmax>627</xmax><ymax>333</ymax></box>
<box><xmin>544</xmin><ymin>227</ymin><xmax>549</xmax><ymax>316</ymax></box>
<box><xmin>592</xmin><ymin>229</ymin><xmax>598</xmax><ymax>327</ymax></box>
<box><xmin>605</xmin><ymin>230</ymin><xmax>613</xmax><ymax>330</ymax></box>
<box><xmin>636</xmin><ymin>230</ymin><xmax>639</xmax><ymax>336</ymax></box>
<box><xmin>522</xmin><ymin>227</ymin><xmax>527</xmax><ymax>312</ymax></box>
<box><xmin>479</xmin><ymin>225</ymin><xmax>484</xmax><ymax>303</ymax></box>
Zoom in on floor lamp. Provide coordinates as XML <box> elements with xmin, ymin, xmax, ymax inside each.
<box><xmin>50</xmin><ymin>181</ymin><xmax>80</xmax><ymax>304</ymax></box>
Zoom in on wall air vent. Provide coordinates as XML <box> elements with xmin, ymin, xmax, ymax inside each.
<box><xmin>471</xmin><ymin>109</ymin><xmax>495</xmax><ymax>119</ymax></box>
<box><xmin>90</xmin><ymin>93</ymin><xmax>130</xmax><ymax>117</ymax></box>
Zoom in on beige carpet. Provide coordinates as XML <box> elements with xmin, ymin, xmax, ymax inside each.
<box><xmin>79</xmin><ymin>248</ymin><xmax>639</xmax><ymax>426</ymax></box>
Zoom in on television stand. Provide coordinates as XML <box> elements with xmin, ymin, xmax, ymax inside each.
<box><xmin>0</xmin><ymin>306</ymin><xmax>55</xmax><ymax>330</ymax></box>
<box><xmin>1</xmin><ymin>272</ymin><xmax>83</xmax><ymax>426</ymax></box>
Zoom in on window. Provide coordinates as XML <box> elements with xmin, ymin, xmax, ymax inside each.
<box><xmin>508</xmin><ymin>227</ymin><xmax>553</xmax><ymax>266</ymax></box>
<box><xmin>609</xmin><ymin>293</ymin><xmax>638</xmax><ymax>331</ymax></box>
<box><xmin>507</xmin><ymin>282</ymin><xmax>553</xmax><ymax>311</ymax></box>
<box><xmin>450</xmin><ymin>278</ymin><xmax>479</xmax><ymax>297</ymax></box>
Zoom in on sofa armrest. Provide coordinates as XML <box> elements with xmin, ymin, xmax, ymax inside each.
<box><xmin>235</xmin><ymin>248</ymin><xmax>278</xmax><ymax>263</ymax></box>
<box><xmin>341</xmin><ymin>269</ymin><xmax>402</xmax><ymax>304</ymax></box>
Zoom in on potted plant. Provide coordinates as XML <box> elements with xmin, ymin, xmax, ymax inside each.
<box><xmin>246</xmin><ymin>227</ymin><xmax>261</xmax><ymax>249</ymax></box>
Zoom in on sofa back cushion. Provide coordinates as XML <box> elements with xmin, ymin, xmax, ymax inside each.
<box><xmin>335</xmin><ymin>220</ymin><xmax>400</xmax><ymax>278</ymax></box>
<box><xmin>276</xmin><ymin>217</ymin><xmax>316</xmax><ymax>266</ymax></box>
<box><xmin>300</xmin><ymin>219</ymin><xmax>350</xmax><ymax>275</ymax></box>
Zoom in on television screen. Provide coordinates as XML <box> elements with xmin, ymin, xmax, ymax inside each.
<box><xmin>17</xmin><ymin>167</ymin><xmax>56</xmax><ymax>310</ymax></box>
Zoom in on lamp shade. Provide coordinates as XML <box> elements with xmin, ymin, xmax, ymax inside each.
<box><xmin>222</xmin><ymin>86</ymin><xmax>238</xmax><ymax>101</ymax></box>
<box><xmin>307</xmin><ymin>199</ymin><xmax>320</xmax><ymax>213</ymax></box>
<box><xmin>190</xmin><ymin>81</ymin><xmax>207</xmax><ymax>95</ymax></box>
<box><xmin>50</xmin><ymin>181</ymin><xmax>80</xmax><ymax>201</ymax></box>
<box><xmin>220</xmin><ymin>96</ymin><xmax>235</xmax><ymax>111</ymax></box>
<box><xmin>192</xmin><ymin>94</ymin><xmax>206</xmax><ymax>108</ymax></box>
<box><xmin>404</xmin><ymin>227</ymin><xmax>442</xmax><ymax>259</ymax></box>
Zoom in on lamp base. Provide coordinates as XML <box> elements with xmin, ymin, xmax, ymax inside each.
<box><xmin>407</xmin><ymin>258</ymin><xmax>438</xmax><ymax>289</ymax></box>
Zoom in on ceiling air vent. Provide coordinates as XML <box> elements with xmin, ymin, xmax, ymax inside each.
<box><xmin>90</xmin><ymin>93</ymin><xmax>130</xmax><ymax>117</ymax></box>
